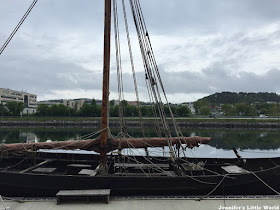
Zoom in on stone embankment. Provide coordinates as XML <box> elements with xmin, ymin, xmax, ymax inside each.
<box><xmin>1</xmin><ymin>120</ymin><xmax>280</xmax><ymax>129</ymax></box>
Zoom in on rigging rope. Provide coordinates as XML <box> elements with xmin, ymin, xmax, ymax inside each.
<box><xmin>121</xmin><ymin>0</ymin><xmax>146</xmax><ymax>139</ymax></box>
<box><xmin>0</xmin><ymin>0</ymin><xmax>39</xmax><ymax>55</ymax></box>
<box><xmin>113</xmin><ymin>0</ymin><xmax>126</xmax><ymax>134</ymax></box>
<box><xmin>129</xmin><ymin>0</ymin><xmax>182</xmax><ymax>161</ymax></box>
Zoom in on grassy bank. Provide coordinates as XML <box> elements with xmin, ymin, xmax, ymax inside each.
<box><xmin>1</xmin><ymin>116</ymin><xmax>280</xmax><ymax>123</ymax></box>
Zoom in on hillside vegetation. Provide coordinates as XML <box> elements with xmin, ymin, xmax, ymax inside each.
<box><xmin>194</xmin><ymin>92</ymin><xmax>280</xmax><ymax>116</ymax></box>
<box><xmin>200</xmin><ymin>92</ymin><xmax>280</xmax><ymax>104</ymax></box>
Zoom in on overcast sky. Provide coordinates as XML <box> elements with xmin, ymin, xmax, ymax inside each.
<box><xmin>1</xmin><ymin>0</ymin><xmax>280</xmax><ymax>103</ymax></box>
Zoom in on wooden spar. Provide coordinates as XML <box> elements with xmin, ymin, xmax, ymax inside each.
<box><xmin>0</xmin><ymin>136</ymin><xmax>211</xmax><ymax>154</ymax></box>
<box><xmin>100</xmin><ymin>0</ymin><xmax>112</xmax><ymax>167</ymax></box>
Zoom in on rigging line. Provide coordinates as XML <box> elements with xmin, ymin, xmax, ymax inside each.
<box><xmin>122</xmin><ymin>138</ymin><xmax>167</xmax><ymax>174</ymax></box>
<box><xmin>130</xmin><ymin>1</ymin><xmax>163</xmax><ymax>129</ymax></box>
<box><xmin>113</xmin><ymin>0</ymin><xmax>126</xmax><ymax>132</ymax></box>
<box><xmin>73</xmin><ymin>128</ymin><xmax>107</xmax><ymax>140</ymax></box>
<box><xmin>22</xmin><ymin>136</ymin><xmax>99</xmax><ymax>152</ymax></box>
<box><xmin>133</xmin><ymin>0</ymin><xmax>185</xmax><ymax>158</ymax></box>
<box><xmin>131</xmin><ymin>0</ymin><xmax>177</xmax><ymax>159</ymax></box>
<box><xmin>131</xmin><ymin>5</ymin><xmax>167</xmax><ymax>144</ymax></box>
<box><xmin>134</xmin><ymin>0</ymin><xmax>180</xmax><ymax>132</ymax></box>
<box><xmin>145</xmin><ymin>77</ymin><xmax>161</xmax><ymax>137</ymax></box>
<box><xmin>121</xmin><ymin>0</ymin><xmax>146</xmax><ymax>139</ymax></box>
<box><xmin>0</xmin><ymin>0</ymin><xmax>39</xmax><ymax>55</ymax></box>
<box><xmin>124</xmin><ymin>148</ymin><xmax>168</xmax><ymax>174</ymax></box>
<box><xmin>130</xmin><ymin>2</ymin><xmax>168</xmax><ymax>131</ymax></box>
<box><xmin>113</xmin><ymin>0</ymin><xmax>124</xmax><ymax>126</ymax></box>
<box><xmin>125</xmin><ymin>143</ymin><xmax>171</xmax><ymax>174</ymax></box>
<box><xmin>135</xmin><ymin>0</ymin><xmax>181</xmax><ymax>136</ymax></box>
<box><xmin>124</xmin><ymin>141</ymin><xmax>149</xmax><ymax>175</ymax></box>
<box><xmin>3</xmin><ymin>157</ymin><xmax>28</xmax><ymax>172</ymax></box>
<box><xmin>128</xmin><ymin>0</ymin><xmax>161</xmax><ymax>137</ymax></box>
<box><xmin>129</xmin><ymin>0</ymin><xmax>176</xmax><ymax>159</ymax></box>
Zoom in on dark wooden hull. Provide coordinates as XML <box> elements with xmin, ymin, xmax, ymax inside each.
<box><xmin>1</xmin><ymin>154</ymin><xmax>280</xmax><ymax>197</ymax></box>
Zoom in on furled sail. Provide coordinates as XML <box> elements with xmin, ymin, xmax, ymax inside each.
<box><xmin>0</xmin><ymin>136</ymin><xmax>211</xmax><ymax>154</ymax></box>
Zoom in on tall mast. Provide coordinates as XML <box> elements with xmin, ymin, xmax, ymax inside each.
<box><xmin>99</xmin><ymin>0</ymin><xmax>111</xmax><ymax>172</ymax></box>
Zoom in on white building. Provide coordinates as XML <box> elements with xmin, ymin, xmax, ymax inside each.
<box><xmin>37</xmin><ymin>98</ymin><xmax>102</xmax><ymax>111</ymax></box>
<box><xmin>181</xmin><ymin>102</ymin><xmax>195</xmax><ymax>114</ymax></box>
<box><xmin>38</xmin><ymin>99</ymin><xmax>68</xmax><ymax>107</ymax></box>
<box><xmin>0</xmin><ymin>88</ymin><xmax>37</xmax><ymax>114</ymax></box>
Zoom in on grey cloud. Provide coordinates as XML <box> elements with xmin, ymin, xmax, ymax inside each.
<box><xmin>160</xmin><ymin>66</ymin><xmax>280</xmax><ymax>95</ymax></box>
<box><xmin>1</xmin><ymin>1</ymin><xmax>280</xmax><ymax>102</ymax></box>
<box><xmin>0</xmin><ymin>56</ymin><xmax>102</xmax><ymax>95</ymax></box>
<box><xmin>140</xmin><ymin>0</ymin><xmax>280</xmax><ymax>34</ymax></box>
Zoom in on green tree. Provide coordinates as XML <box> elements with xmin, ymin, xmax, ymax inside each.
<box><xmin>222</xmin><ymin>104</ymin><xmax>237</xmax><ymax>116</ymax></box>
<box><xmin>91</xmin><ymin>98</ymin><xmax>96</xmax><ymax>106</ymax></box>
<box><xmin>36</xmin><ymin>104</ymin><xmax>49</xmax><ymax>116</ymax></box>
<box><xmin>176</xmin><ymin>106</ymin><xmax>190</xmax><ymax>117</ymax></box>
<box><xmin>0</xmin><ymin>103</ymin><xmax>9</xmax><ymax>116</ymax></box>
<box><xmin>271</xmin><ymin>104</ymin><xmax>280</xmax><ymax>116</ymax></box>
<box><xmin>110</xmin><ymin>105</ymin><xmax>119</xmax><ymax>117</ymax></box>
<box><xmin>200</xmin><ymin>106</ymin><xmax>211</xmax><ymax>115</ymax></box>
<box><xmin>194</xmin><ymin>100</ymin><xmax>210</xmax><ymax>115</ymax></box>
<box><xmin>79</xmin><ymin>103</ymin><xmax>101</xmax><ymax>117</ymax></box>
<box><xmin>57</xmin><ymin>104</ymin><xmax>68</xmax><ymax>116</ymax></box>
<box><xmin>80</xmin><ymin>103</ymin><xmax>91</xmax><ymax>117</ymax></box>
<box><xmin>140</xmin><ymin>106</ymin><xmax>148</xmax><ymax>117</ymax></box>
<box><xmin>235</xmin><ymin>103</ymin><xmax>247</xmax><ymax>116</ymax></box>
<box><xmin>246</xmin><ymin>105</ymin><xmax>257</xmax><ymax>116</ymax></box>
<box><xmin>120</xmin><ymin>100</ymin><xmax>128</xmax><ymax>107</ymax></box>
<box><xmin>124</xmin><ymin>105</ymin><xmax>138</xmax><ymax>117</ymax></box>
<box><xmin>235</xmin><ymin>103</ymin><xmax>256</xmax><ymax>116</ymax></box>
<box><xmin>6</xmin><ymin>101</ymin><xmax>24</xmax><ymax>116</ymax></box>
<box><xmin>92</xmin><ymin>104</ymin><xmax>101</xmax><ymax>117</ymax></box>
<box><xmin>109</xmin><ymin>100</ymin><xmax>115</xmax><ymax>106</ymax></box>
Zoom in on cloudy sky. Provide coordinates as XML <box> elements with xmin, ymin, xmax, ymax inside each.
<box><xmin>1</xmin><ymin>0</ymin><xmax>280</xmax><ymax>103</ymax></box>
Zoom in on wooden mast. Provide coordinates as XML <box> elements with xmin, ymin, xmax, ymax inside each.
<box><xmin>99</xmin><ymin>0</ymin><xmax>111</xmax><ymax>173</ymax></box>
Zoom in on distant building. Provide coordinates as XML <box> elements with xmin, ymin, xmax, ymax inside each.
<box><xmin>0</xmin><ymin>88</ymin><xmax>37</xmax><ymax>114</ymax></box>
<box><xmin>38</xmin><ymin>99</ymin><xmax>68</xmax><ymax>107</ymax></box>
<box><xmin>127</xmin><ymin>101</ymin><xmax>138</xmax><ymax>106</ymax></box>
<box><xmin>37</xmin><ymin>98</ymin><xmax>102</xmax><ymax>111</ymax></box>
<box><xmin>181</xmin><ymin>102</ymin><xmax>195</xmax><ymax>114</ymax></box>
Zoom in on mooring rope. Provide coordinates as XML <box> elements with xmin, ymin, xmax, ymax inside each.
<box><xmin>197</xmin><ymin>174</ymin><xmax>229</xmax><ymax>201</ymax></box>
<box><xmin>251</xmin><ymin>171</ymin><xmax>280</xmax><ymax>195</ymax></box>
<box><xmin>0</xmin><ymin>195</ymin><xmax>8</xmax><ymax>210</ymax></box>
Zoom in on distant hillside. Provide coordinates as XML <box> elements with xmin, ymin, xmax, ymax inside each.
<box><xmin>198</xmin><ymin>92</ymin><xmax>280</xmax><ymax>104</ymax></box>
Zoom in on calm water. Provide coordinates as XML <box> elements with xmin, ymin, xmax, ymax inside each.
<box><xmin>1</xmin><ymin>127</ymin><xmax>280</xmax><ymax>158</ymax></box>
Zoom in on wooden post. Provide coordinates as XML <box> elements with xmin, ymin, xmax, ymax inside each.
<box><xmin>100</xmin><ymin>0</ymin><xmax>111</xmax><ymax>173</ymax></box>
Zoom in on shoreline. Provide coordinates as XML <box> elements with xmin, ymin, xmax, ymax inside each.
<box><xmin>1</xmin><ymin>118</ymin><xmax>280</xmax><ymax>129</ymax></box>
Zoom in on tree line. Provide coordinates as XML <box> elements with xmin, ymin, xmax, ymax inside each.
<box><xmin>201</xmin><ymin>92</ymin><xmax>280</xmax><ymax>104</ymax></box>
<box><xmin>0</xmin><ymin>99</ymin><xmax>191</xmax><ymax>117</ymax></box>
<box><xmin>0</xmin><ymin>101</ymin><xmax>24</xmax><ymax>116</ymax></box>
<box><xmin>35</xmin><ymin>100</ymin><xmax>191</xmax><ymax>117</ymax></box>
<box><xmin>194</xmin><ymin>99</ymin><xmax>280</xmax><ymax>116</ymax></box>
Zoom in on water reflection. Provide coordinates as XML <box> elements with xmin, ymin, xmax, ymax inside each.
<box><xmin>0</xmin><ymin>127</ymin><xmax>280</xmax><ymax>158</ymax></box>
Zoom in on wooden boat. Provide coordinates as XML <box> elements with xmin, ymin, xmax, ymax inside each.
<box><xmin>1</xmin><ymin>0</ymin><xmax>280</xmax><ymax>197</ymax></box>
<box><xmin>1</xmin><ymin>152</ymin><xmax>280</xmax><ymax>197</ymax></box>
